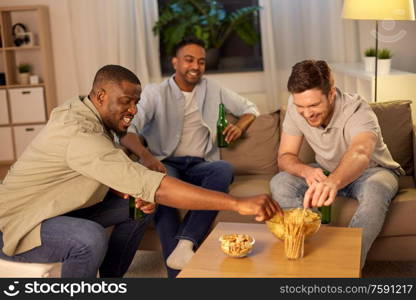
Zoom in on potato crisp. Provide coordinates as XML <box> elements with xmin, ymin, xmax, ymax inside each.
<box><xmin>266</xmin><ymin>208</ymin><xmax>321</xmax><ymax>240</ymax></box>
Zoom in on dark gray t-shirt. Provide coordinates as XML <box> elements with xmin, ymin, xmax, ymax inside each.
<box><xmin>283</xmin><ymin>88</ymin><xmax>404</xmax><ymax>175</ymax></box>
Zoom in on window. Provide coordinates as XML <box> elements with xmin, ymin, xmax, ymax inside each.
<box><xmin>156</xmin><ymin>0</ymin><xmax>263</xmax><ymax>75</ymax></box>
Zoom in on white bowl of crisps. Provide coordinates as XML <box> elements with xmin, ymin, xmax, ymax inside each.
<box><xmin>266</xmin><ymin>208</ymin><xmax>321</xmax><ymax>241</ymax></box>
<box><xmin>219</xmin><ymin>233</ymin><xmax>255</xmax><ymax>258</ymax></box>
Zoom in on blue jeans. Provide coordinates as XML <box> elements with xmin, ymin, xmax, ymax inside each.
<box><xmin>0</xmin><ymin>191</ymin><xmax>152</xmax><ymax>278</ymax></box>
<box><xmin>155</xmin><ymin>156</ymin><xmax>234</xmax><ymax>278</ymax></box>
<box><xmin>269</xmin><ymin>165</ymin><xmax>399</xmax><ymax>267</ymax></box>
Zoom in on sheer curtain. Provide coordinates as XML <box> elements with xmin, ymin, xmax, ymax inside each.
<box><xmin>68</xmin><ymin>0</ymin><xmax>161</xmax><ymax>95</ymax></box>
<box><xmin>259</xmin><ymin>0</ymin><xmax>360</xmax><ymax>111</ymax></box>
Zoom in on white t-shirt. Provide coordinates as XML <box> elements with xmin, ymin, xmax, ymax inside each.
<box><xmin>172</xmin><ymin>91</ymin><xmax>209</xmax><ymax>158</ymax></box>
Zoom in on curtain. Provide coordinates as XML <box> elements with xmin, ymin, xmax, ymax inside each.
<box><xmin>259</xmin><ymin>0</ymin><xmax>360</xmax><ymax>111</ymax></box>
<box><xmin>68</xmin><ymin>0</ymin><xmax>161</xmax><ymax>95</ymax></box>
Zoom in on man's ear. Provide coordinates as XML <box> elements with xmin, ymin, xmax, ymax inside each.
<box><xmin>95</xmin><ymin>88</ymin><xmax>106</xmax><ymax>106</ymax></box>
<box><xmin>329</xmin><ymin>87</ymin><xmax>336</xmax><ymax>102</ymax></box>
<box><xmin>172</xmin><ymin>57</ymin><xmax>178</xmax><ymax>70</ymax></box>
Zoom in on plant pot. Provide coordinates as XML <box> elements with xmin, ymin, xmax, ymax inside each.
<box><xmin>363</xmin><ymin>57</ymin><xmax>391</xmax><ymax>75</ymax></box>
<box><xmin>377</xmin><ymin>59</ymin><xmax>391</xmax><ymax>75</ymax></box>
<box><xmin>364</xmin><ymin>56</ymin><xmax>375</xmax><ymax>72</ymax></box>
<box><xmin>18</xmin><ymin>72</ymin><xmax>30</xmax><ymax>85</ymax></box>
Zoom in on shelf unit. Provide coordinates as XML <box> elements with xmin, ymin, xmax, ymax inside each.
<box><xmin>330</xmin><ymin>62</ymin><xmax>416</xmax><ymax>104</ymax></box>
<box><xmin>0</xmin><ymin>5</ymin><xmax>57</xmax><ymax>164</ymax></box>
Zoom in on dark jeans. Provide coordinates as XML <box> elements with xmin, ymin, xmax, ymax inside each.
<box><xmin>0</xmin><ymin>191</ymin><xmax>152</xmax><ymax>278</ymax></box>
<box><xmin>155</xmin><ymin>156</ymin><xmax>234</xmax><ymax>278</ymax></box>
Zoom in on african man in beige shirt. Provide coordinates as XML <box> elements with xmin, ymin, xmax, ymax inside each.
<box><xmin>0</xmin><ymin>65</ymin><xmax>281</xmax><ymax>278</ymax></box>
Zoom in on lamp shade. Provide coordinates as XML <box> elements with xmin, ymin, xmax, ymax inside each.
<box><xmin>342</xmin><ymin>0</ymin><xmax>415</xmax><ymax>20</ymax></box>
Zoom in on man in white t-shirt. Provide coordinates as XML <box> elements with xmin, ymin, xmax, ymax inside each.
<box><xmin>120</xmin><ymin>37</ymin><xmax>259</xmax><ymax>277</ymax></box>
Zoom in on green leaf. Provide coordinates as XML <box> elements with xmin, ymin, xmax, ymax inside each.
<box><xmin>154</xmin><ymin>0</ymin><xmax>262</xmax><ymax>52</ymax></box>
<box><xmin>234</xmin><ymin>19</ymin><xmax>259</xmax><ymax>45</ymax></box>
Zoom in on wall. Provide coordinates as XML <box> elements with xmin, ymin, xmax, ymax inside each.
<box><xmin>357</xmin><ymin>0</ymin><xmax>416</xmax><ymax>73</ymax></box>
<box><xmin>1</xmin><ymin>0</ymin><xmax>414</xmax><ymax>109</ymax></box>
<box><xmin>0</xmin><ymin>0</ymin><xmax>78</xmax><ymax>104</ymax></box>
<box><xmin>201</xmin><ymin>71</ymin><xmax>269</xmax><ymax>114</ymax></box>
<box><xmin>0</xmin><ymin>0</ymin><xmax>270</xmax><ymax>109</ymax></box>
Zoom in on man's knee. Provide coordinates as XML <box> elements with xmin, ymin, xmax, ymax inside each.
<box><xmin>358</xmin><ymin>175</ymin><xmax>398</xmax><ymax>206</ymax></box>
<box><xmin>270</xmin><ymin>172</ymin><xmax>302</xmax><ymax>193</ymax></box>
<box><xmin>68</xmin><ymin>221</ymin><xmax>108</xmax><ymax>258</ymax></box>
<box><xmin>270</xmin><ymin>172</ymin><xmax>305</xmax><ymax>207</ymax></box>
<box><xmin>211</xmin><ymin>160</ymin><xmax>234</xmax><ymax>181</ymax></box>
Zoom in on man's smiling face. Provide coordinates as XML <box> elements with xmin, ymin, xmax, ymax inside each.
<box><xmin>172</xmin><ymin>43</ymin><xmax>206</xmax><ymax>91</ymax></box>
<box><xmin>293</xmin><ymin>88</ymin><xmax>335</xmax><ymax>128</ymax></box>
<box><xmin>98</xmin><ymin>80</ymin><xmax>141</xmax><ymax>135</ymax></box>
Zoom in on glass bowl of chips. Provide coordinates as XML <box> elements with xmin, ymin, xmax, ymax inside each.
<box><xmin>219</xmin><ymin>233</ymin><xmax>255</xmax><ymax>258</ymax></box>
<box><xmin>266</xmin><ymin>208</ymin><xmax>321</xmax><ymax>241</ymax></box>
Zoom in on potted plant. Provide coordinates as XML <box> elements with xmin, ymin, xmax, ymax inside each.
<box><xmin>17</xmin><ymin>63</ymin><xmax>31</xmax><ymax>84</ymax></box>
<box><xmin>377</xmin><ymin>48</ymin><xmax>393</xmax><ymax>75</ymax></box>
<box><xmin>363</xmin><ymin>47</ymin><xmax>393</xmax><ymax>75</ymax></box>
<box><xmin>363</xmin><ymin>47</ymin><xmax>376</xmax><ymax>72</ymax></box>
<box><xmin>153</xmin><ymin>0</ymin><xmax>262</xmax><ymax>69</ymax></box>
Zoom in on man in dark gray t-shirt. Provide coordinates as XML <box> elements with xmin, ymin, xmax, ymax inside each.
<box><xmin>270</xmin><ymin>60</ymin><xmax>403</xmax><ymax>268</ymax></box>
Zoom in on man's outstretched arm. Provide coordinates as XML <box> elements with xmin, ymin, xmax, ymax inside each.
<box><xmin>154</xmin><ymin>175</ymin><xmax>282</xmax><ymax>222</ymax></box>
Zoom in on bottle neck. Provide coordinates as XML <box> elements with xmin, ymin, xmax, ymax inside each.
<box><xmin>218</xmin><ymin>103</ymin><xmax>225</xmax><ymax>119</ymax></box>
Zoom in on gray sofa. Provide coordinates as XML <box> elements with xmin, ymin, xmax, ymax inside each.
<box><xmin>140</xmin><ymin>100</ymin><xmax>416</xmax><ymax>262</ymax></box>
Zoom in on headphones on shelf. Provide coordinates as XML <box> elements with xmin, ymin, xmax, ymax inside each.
<box><xmin>12</xmin><ymin>23</ymin><xmax>30</xmax><ymax>47</ymax></box>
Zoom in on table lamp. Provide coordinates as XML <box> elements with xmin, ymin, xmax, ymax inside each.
<box><xmin>342</xmin><ymin>0</ymin><xmax>415</xmax><ymax>102</ymax></box>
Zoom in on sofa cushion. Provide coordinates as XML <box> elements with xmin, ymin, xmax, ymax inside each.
<box><xmin>220</xmin><ymin>113</ymin><xmax>279</xmax><ymax>175</ymax></box>
<box><xmin>369</xmin><ymin>100</ymin><xmax>413</xmax><ymax>175</ymax></box>
<box><xmin>331</xmin><ymin>176</ymin><xmax>416</xmax><ymax>237</ymax></box>
<box><xmin>228</xmin><ymin>174</ymin><xmax>273</xmax><ymax>197</ymax></box>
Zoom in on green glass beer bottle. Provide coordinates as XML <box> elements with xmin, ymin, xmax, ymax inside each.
<box><xmin>217</xmin><ymin>103</ymin><xmax>229</xmax><ymax>148</ymax></box>
<box><xmin>125</xmin><ymin>194</ymin><xmax>146</xmax><ymax>220</ymax></box>
<box><xmin>318</xmin><ymin>170</ymin><xmax>331</xmax><ymax>224</ymax></box>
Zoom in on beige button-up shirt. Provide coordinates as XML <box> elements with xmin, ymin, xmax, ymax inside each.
<box><xmin>0</xmin><ymin>97</ymin><xmax>165</xmax><ymax>256</ymax></box>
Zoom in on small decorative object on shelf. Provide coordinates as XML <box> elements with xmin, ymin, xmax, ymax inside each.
<box><xmin>12</xmin><ymin>23</ymin><xmax>33</xmax><ymax>47</ymax></box>
<box><xmin>29</xmin><ymin>75</ymin><xmax>39</xmax><ymax>85</ymax></box>
<box><xmin>363</xmin><ymin>47</ymin><xmax>392</xmax><ymax>75</ymax></box>
<box><xmin>363</xmin><ymin>47</ymin><xmax>376</xmax><ymax>73</ymax></box>
<box><xmin>0</xmin><ymin>73</ymin><xmax>5</xmax><ymax>86</ymax></box>
<box><xmin>377</xmin><ymin>48</ymin><xmax>392</xmax><ymax>75</ymax></box>
<box><xmin>17</xmin><ymin>63</ymin><xmax>31</xmax><ymax>84</ymax></box>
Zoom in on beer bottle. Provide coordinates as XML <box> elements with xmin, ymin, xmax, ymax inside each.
<box><xmin>217</xmin><ymin>103</ymin><xmax>229</xmax><ymax>148</ymax></box>
<box><xmin>318</xmin><ymin>169</ymin><xmax>331</xmax><ymax>224</ymax></box>
<box><xmin>125</xmin><ymin>194</ymin><xmax>146</xmax><ymax>220</ymax></box>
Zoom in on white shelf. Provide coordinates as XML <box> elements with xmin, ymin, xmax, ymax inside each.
<box><xmin>331</xmin><ymin>62</ymin><xmax>414</xmax><ymax>78</ymax></box>
<box><xmin>330</xmin><ymin>62</ymin><xmax>416</xmax><ymax>104</ymax></box>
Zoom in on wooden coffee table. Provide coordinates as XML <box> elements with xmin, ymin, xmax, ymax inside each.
<box><xmin>178</xmin><ymin>222</ymin><xmax>362</xmax><ymax>278</ymax></box>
